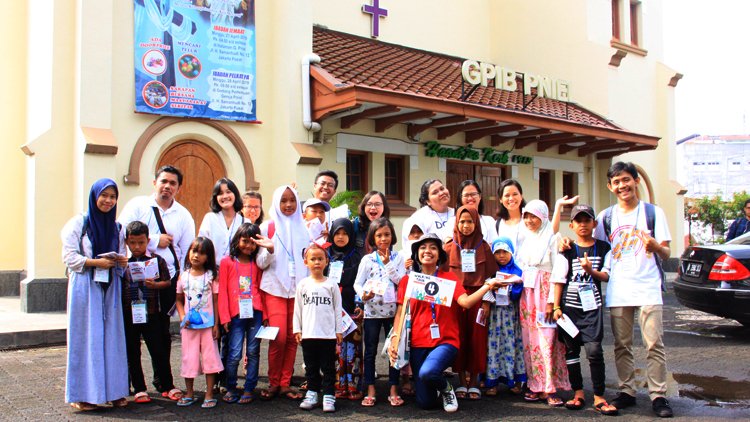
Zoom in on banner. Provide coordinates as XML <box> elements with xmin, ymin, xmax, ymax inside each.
<box><xmin>133</xmin><ymin>0</ymin><xmax>257</xmax><ymax>121</ymax></box>
<box><xmin>404</xmin><ymin>272</ymin><xmax>456</xmax><ymax>307</ymax></box>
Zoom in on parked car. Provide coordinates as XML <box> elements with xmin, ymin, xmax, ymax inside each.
<box><xmin>674</xmin><ymin>231</ymin><xmax>750</xmax><ymax>326</ymax></box>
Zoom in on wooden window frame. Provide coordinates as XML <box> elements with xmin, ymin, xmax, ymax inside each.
<box><xmin>346</xmin><ymin>150</ymin><xmax>369</xmax><ymax>194</ymax></box>
<box><xmin>612</xmin><ymin>0</ymin><xmax>621</xmax><ymax>40</ymax></box>
<box><xmin>538</xmin><ymin>169</ymin><xmax>553</xmax><ymax>214</ymax></box>
<box><xmin>562</xmin><ymin>171</ymin><xmax>578</xmax><ymax>221</ymax></box>
<box><xmin>384</xmin><ymin>154</ymin><xmax>405</xmax><ymax>203</ymax></box>
<box><xmin>630</xmin><ymin>1</ymin><xmax>640</xmax><ymax>47</ymax></box>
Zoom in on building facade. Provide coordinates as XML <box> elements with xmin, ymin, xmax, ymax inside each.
<box><xmin>677</xmin><ymin>134</ymin><xmax>750</xmax><ymax>199</ymax></box>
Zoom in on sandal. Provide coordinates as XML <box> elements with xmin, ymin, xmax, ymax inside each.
<box><xmin>280</xmin><ymin>388</ymin><xmax>303</xmax><ymax>400</ymax></box>
<box><xmin>348</xmin><ymin>389</ymin><xmax>364</xmax><ymax>401</ymax></box>
<box><xmin>201</xmin><ymin>398</ymin><xmax>218</xmax><ymax>409</ymax></box>
<box><xmin>485</xmin><ymin>387</ymin><xmax>498</xmax><ymax>397</ymax></box>
<box><xmin>387</xmin><ymin>395</ymin><xmax>404</xmax><ymax>407</ymax></box>
<box><xmin>595</xmin><ymin>400</ymin><xmax>620</xmax><ymax>416</ymax></box>
<box><xmin>222</xmin><ymin>391</ymin><xmax>240</xmax><ymax>403</ymax></box>
<box><xmin>524</xmin><ymin>391</ymin><xmax>541</xmax><ymax>402</ymax></box>
<box><xmin>467</xmin><ymin>387</ymin><xmax>481</xmax><ymax>400</ymax></box>
<box><xmin>455</xmin><ymin>386</ymin><xmax>468</xmax><ymax>399</ymax></box>
<box><xmin>509</xmin><ymin>383</ymin><xmax>525</xmax><ymax>395</ymax></box>
<box><xmin>361</xmin><ymin>396</ymin><xmax>376</xmax><ymax>407</ymax></box>
<box><xmin>565</xmin><ymin>396</ymin><xmax>585</xmax><ymax>410</ymax></box>
<box><xmin>111</xmin><ymin>397</ymin><xmax>128</xmax><ymax>408</ymax></box>
<box><xmin>70</xmin><ymin>402</ymin><xmax>97</xmax><ymax>411</ymax></box>
<box><xmin>177</xmin><ymin>396</ymin><xmax>196</xmax><ymax>407</ymax></box>
<box><xmin>134</xmin><ymin>392</ymin><xmax>151</xmax><ymax>404</ymax></box>
<box><xmin>546</xmin><ymin>395</ymin><xmax>564</xmax><ymax>407</ymax></box>
<box><xmin>260</xmin><ymin>386</ymin><xmax>279</xmax><ymax>401</ymax></box>
<box><xmin>163</xmin><ymin>388</ymin><xmax>183</xmax><ymax>401</ymax></box>
<box><xmin>238</xmin><ymin>392</ymin><xmax>255</xmax><ymax>405</ymax></box>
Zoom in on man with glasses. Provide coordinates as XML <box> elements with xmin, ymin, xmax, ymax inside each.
<box><xmin>726</xmin><ymin>199</ymin><xmax>750</xmax><ymax>241</ymax></box>
<box><xmin>313</xmin><ymin>170</ymin><xmax>350</xmax><ymax>223</ymax></box>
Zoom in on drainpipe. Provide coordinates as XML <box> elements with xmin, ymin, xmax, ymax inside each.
<box><xmin>301</xmin><ymin>54</ymin><xmax>322</xmax><ymax>132</ymax></box>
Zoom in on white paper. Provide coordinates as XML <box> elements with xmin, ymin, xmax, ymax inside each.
<box><xmin>557</xmin><ymin>314</ymin><xmax>580</xmax><ymax>337</ymax></box>
<box><xmin>97</xmin><ymin>251</ymin><xmax>125</xmax><ymax>260</ymax></box>
<box><xmin>307</xmin><ymin>219</ymin><xmax>326</xmax><ymax>242</ymax></box>
<box><xmin>94</xmin><ymin>268</ymin><xmax>110</xmax><ymax>283</ymax></box>
<box><xmin>340</xmin><ymin>311</ymin><xmax>357</xmax><ymax>338</ymax></box>
<box><xmin>255</xmin><ymin>326</ymin><xmax>280</xmax><ymax>340</ymax></box>
<box><xmin>369</xmin><ymin>276</ymin><xmax>389</xmax><ymax>296</ymax></box>
<box><xmin>495</xmin><ymin>271</ymin><xmax>523</xmax><ymax>284</ymax></box>
<box><xmin>404</xmin><ymin>272</ymin><xmax>456</xmax><ymax>307</ymax></box>
<box><xmin>144</xmin><ymin>258</ymin><xmax>159</xmax><ymax>279</ymax></box>
<box><xmin>461</xmin><ymin>249</ymin><xmax>476</xmax><ymax>272</ymax></box>
<box><xmin>536</xmin><ymin>311</ymin><xmax>557</xmax><ymax>328</ymax></box>
<box><xmin>128</xmin><ymin>262</ymin><xmax>146</xmax><ymax>282</ymax></box>
<box><xmin>328</xmin><ymin>261</ymin><xmax>343</xmax><ymax>284</ymax></box>
<box><xmin>475</xmin><ymin>307</ymin><xmax>486</xmax><ymax>326</ymax></box>
<box><xmin>495</xmin><ymin>286</ymin><xmax>510</xmax><ymax>306</ymax></box>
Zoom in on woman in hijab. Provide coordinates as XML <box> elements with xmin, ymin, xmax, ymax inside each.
<box><xmin>326</xmin><ymin>218</ymin><xmax>365</xmax><ymax>400</ymax></box>
<box><xmin>61</xmin><ymin>178</ymin><xmax>129</xmax><ymax>411</ymax></box>
<box><xmin>515</xmin><ymin>200</ymin><xmax>570</xmax><ymax>406</ymax></box>
<box><xmin>444</xmin><ymin>206</ymin><xmax>497</xmax><ymax>400</ymax></box>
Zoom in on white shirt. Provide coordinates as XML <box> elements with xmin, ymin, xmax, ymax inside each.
<box><xmin>403</xmin><ymin>206</ymin><xmax>455</xmax><ymax>243</ymax></box>
<box><xmin>61</xmin><ymin>214</ymin><xmax>127</xmax><ymax>273</ymax></box>
<box><xmin>353</xmin><ymin>251</ymin><xmax>405</xmax><ymax>319</ymax></box>
<box><xmin>444</xmin><ymin>214</ymin><xmax>498</xmax><ymax>244</ymax></box>
<box><xmin>198</xmin><ymin>211</ymin><xmax>245</xmax><ymax>265</ymax></box>
<box><xmin>118</xmin><ymin>195</ymin><xmax>195</xmax><ymax>278</ymax></box>
<box><xmin>256</xmin><ymin>221</ymin><xmax>309</xmax><ymax>298</ymax></box>
<box><xmin>326</xmin><ymin>204</ymin><xmax>350</xmax><ymax>225</ymax></box>
<box><xmin>594</xmin><ymin>202</ymin><xmax>671</xmax><ymax>307</ymax></box>
<box><xmin>496</xmin><ymin>219</ymin><xmax>526</xmax><ymax>251</ymax></box>
<box><xmin>293</xmin><ymin>277</ymin><xmax>343</xmax><ymax>340</ymax></box>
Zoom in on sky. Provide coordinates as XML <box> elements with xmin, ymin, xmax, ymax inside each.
<box><xmin>662</xmin><ymin>0</ymin><xmax>750</xmax><ymax>139</ymax></box>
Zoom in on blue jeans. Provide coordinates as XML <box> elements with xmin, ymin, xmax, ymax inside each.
<box><xmin>363</xmin><ymin>318</ymin><xmax>399</xmax><ymax>387</ymax></box>
<box><xmin>225</xmin><ymin>311</ymin><xmax>263</xmax><ymax>392</ymax></box>
<box><xmin>410</xmin><ymin>344</ymin><xmax>458</xmax><ymax>409</ymax></box>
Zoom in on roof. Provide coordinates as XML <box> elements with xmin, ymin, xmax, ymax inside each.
<box><xmin>311</xmin><ymin>26</ymin><xmax>660</xmax><ymax>158</ymax></box>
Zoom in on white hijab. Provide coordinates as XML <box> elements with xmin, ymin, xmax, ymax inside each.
<box><xmin>518</xmin><ymin>199</ymin><xmax>555</xmax><ymax>268</ymax></box>
<box><xmin>268</xmin><ymin>185</ymin><xmax>309</xmax><ymax>290</ymax></box>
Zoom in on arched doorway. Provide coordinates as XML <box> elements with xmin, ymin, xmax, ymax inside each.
<box><xmin>157</xmin><ymin>140</ymin><xmax>226</xmax><ymax>228</ymax></box>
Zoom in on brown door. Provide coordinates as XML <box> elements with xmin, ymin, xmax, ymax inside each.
<box><xmin>157</xmin><ymin>140</ymin><xmax>226</xmax><ymax>230</ymax></box>
<box><xmin>446</xmin><ymin>161</ymin><xmax>505</xmax><ymax>218</ymax></box>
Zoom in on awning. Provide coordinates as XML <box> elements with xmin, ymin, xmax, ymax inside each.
<box><xmin>311</xmin><ymin>26</ymin><xmax>659</xmax><ymax>159</ymax></box>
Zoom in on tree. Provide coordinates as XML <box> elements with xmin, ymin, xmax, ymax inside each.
<box><xmin>693</xmin><ymin>194</ymin><xmax>728</xmax><ymax>240</ymax></box>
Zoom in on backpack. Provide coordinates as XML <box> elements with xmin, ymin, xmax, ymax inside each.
<box><xmin>602</xmin><ymin>202</ymin><xmax>666</xmax><ymax>290</ymax></box>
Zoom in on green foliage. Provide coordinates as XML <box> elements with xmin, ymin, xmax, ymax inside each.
<box><xmin>329</xmin><ymin>190</ymin><xmax>364</xmax><ymax>218</ymax></box>
<box><xmin>727</xmin><ymin>191</ymin><xmax>750</xmax><ymax>219</ymax></box>
<box><xmin>687</xmin><ymin>190</ymin><xmax>750</xmax><ymax>243</ymax></box>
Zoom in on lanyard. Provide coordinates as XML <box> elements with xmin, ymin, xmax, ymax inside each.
<box><xmin>374</xmin><ymin>249</ymin><xmax>394</xmax><ymax>270</ymax></box>
<box><xmin>451</xmin><ymin>239</ymin><xmax>481</xmax><ymax>251</ymax></box>
<box><xmin>223</xmin><ymin>213</ymin><xmax>240</xmax><ymax>256</ymax></box>
<box><xmin>275</xmin><ymin>233</ymin><xmax>294</xmax><ymax>261</ymax></box>
<box><xmin>327</xmin><ymin>248</ymin><xmax>355</xmax><ymax>262</ymax></box>
<box><xmin>430</xmin><ymin>270</ymin><xmax>438</xmax><ymax>322</ymax></box>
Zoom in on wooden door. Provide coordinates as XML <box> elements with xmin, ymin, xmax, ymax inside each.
<box><xmin>157</xmin><ymin>140</ymin><xmax>226</xmax><ymax>231</ymax></box>
<box><xmin>446</xmin><ymin>162</ymin><xmax>474</xmax><ymax>209</ymax></box>
<box><xmin>446</xmin><ymin>161</ymin><xmax>505</xmax><ymax>218</ymax></box>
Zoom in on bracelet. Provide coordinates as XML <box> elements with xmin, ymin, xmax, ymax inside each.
<box><xmin>553</xmin><ymin>306</ymin><xmax>561</xmax><ymax>311</ymax></box>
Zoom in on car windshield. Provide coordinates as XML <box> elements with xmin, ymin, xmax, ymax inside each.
<box><xmin>727</xmin><ymin>231</ymin><xmax>750</xmax><ymax>245</ymax></box>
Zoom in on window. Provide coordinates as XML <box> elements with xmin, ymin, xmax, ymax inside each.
<box><xmin>561</xmin><ymin>172</ymin><xmax>577</xmax><ymax>220</ymax></box>
<box><xmin>346</xmin><ymin>151</ymin><xmax>368</xmax><ymax>193</ymax></box>
<box><xmin>630</xmin><ymin>1</ymin><xmax>641</xmax><ymax>46</ymax></box>
<box><xmin>611</xmin><ymin>0</ymin><xmax>621</xmax><ymax>40</ymax></box>
<box><xmin>384</xmin><ymin>155</ymin><xmax>405</xmax><ymax>202</ymax></box>
<box><xmin>538</xmin><ymin>169</ymin><xmax>552</xmax><ymax>211</ymax></box>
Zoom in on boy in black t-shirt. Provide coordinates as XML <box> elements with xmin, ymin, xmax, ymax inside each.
<box><xmin>552</xmin><ymin>205</ymin><xmax>617</xmax><ymax>415</ymax></box>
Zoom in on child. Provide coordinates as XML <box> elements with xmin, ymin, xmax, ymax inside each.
<box><xmin>516</xmin><ymin>200</ymin><xmax>570</xmax><ymax>406</ymax></box>
<box><xmin>218</xmin><ymin>223</ymin><xmax>273</xmax><ymax>404</ymax></box>
<box><xmin>399</xmin><ymin>216</ymin><xmax>425</xmax><ymax>273</ymax></box>
<box><xmin>325</xmin><ymin>218</ymin><xmax>365</xmax><ymax>401</ymax></box>
<box><xmin>443</xmin><ymin>206</ymin><xmax>496</xmax><ymax>400</ymax></box>
<box><xmin>293</xmin><ymin>243</ymin><xmax>344</xmax><ymax>412</ymax></box>
<box><xmin>303</xmin><ymin>198</ymin><xmax>331</xmax><ymax>243</ymax></box>
<box><xmin>175</xmin><ymin>237</ymin><xmax>224</xmax><ymax>408</ymax></box>
<box><xmin>553</xmin><ymin>205</ymin><xmax>617</xmax><ymax>415</ymax></box>
<box><xmin>122</xmin><ymin>221</ymin><xmax>176</xmax><ymax>404</ymax></box>
<box><xmin>485</xmin><ymin>236</ymin><xmax>526</xmax><ymax>397</ymax></box>
<box><xmin>353</xmin><ymin>217</ymin><xmax>406</xmax><ymax>407</ymax></box>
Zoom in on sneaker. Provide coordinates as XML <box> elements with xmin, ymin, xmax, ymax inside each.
<box><xmin>322</xmin><ymin>394</ymin><xmax>336</xmax><ymax>412</ymax></box>
<box><xmin>299</xmin><ymin>391</ymin><xmax>318</xmax><ymax>410</ymax></box>
<box><xmin>652</xmin><ymin>397</ymin><xmax>673</xmax><ymax>418</ymax></box>
<box><xmin>611</xmin><ymin>392</ymin><xmax>636</xmax><ymax>409</ymax></box>
<box><xmin>441</xmin><ymin>383</ymin><xmax>458</xmax><ymax>413</ymax></box>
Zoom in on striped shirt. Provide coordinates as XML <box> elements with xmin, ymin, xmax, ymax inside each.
<box><xmin>561</xmin><ymin>240</ymin><xmax>611</xmax><ymax>310</ymax></box>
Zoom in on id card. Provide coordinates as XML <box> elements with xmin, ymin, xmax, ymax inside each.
<box><xmin>578</xmin><ymin>284</ymin><xmax>597</xmax><ymax>312</ymax></box>
<box><xmin>429</xmin><ymin>323</ymin><xmax>441</xmax><ymax>339</ymax></box>
<box><xmin>476</xmin><ymin>307</ymin><xmax>486</xmax><ymax>326</ymax></box>
<box><xmin>523</xmin><ymin>268</ymin><xmax>538</xmax><ymax>288</ymax></box>
<box><xmin>328</xmin><ymin>261</ymin><xmax>343</xmax><ymax>284</ymax></box>
<box><xmin>239</xmin><ymin>294</ymin><xmax>254</xmax><ymax>319</ymax></box>
<box><xmin>131</xmin><ymin>301</ymin><xmax>147</xmax><ymax>324</ymax></box>
<box><xmin>94</xmin><ymin>267</ymin><xmax>110</xmax><ymax>283</ymax></box>
<box><xmin>461</xmin><ymin>249</ymin><xmax>476</xmax><ymax>273</ymax></box>
<box><xmin>383</xmin><ymin>283</ymin><xmax>397</xmax><ymax>303</ymax></box>
<box><xmin>369</xmin><ymin>276</ymin><xmax>389</xmax><ymax>296</ymax></box>
<box><xmin>288</xmin><ymin>260</ymin><xmax>296</xmax><ymax>279</ymax></box>
<box><xmin>495</xmin><ymin>286</ymin><xmax>510</xmax><ymax>306</ymax></box>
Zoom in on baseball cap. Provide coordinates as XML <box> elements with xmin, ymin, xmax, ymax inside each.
<box><xmin>303</xmin><ymin>198</ymin><xmax>331</xmax><ymax>211</ymax></box>
<box><xmin>570</xmin><ymin>204</ymin><xmax>596</xmax><ymax>220</ymax></box>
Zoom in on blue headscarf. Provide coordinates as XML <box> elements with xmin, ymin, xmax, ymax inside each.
<box><xmin>87</xmin><ymin>178</ymin><xmax>120</xmax><ymax>257</ymax></box>
<box><xmin>491</xmin><ymin>236</ymin><xmax>523</xmax><ymax>301</ymax></box>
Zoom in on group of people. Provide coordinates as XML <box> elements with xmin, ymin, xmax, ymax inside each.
<box><xmin>61</xmin><ymin>162</ymin><xmax>674</xmax><ymax>418</ymax></box>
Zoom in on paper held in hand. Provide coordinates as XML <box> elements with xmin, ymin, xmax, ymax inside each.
<box><xmin>128</xmin><ymin>258</ymin><xmax>159</xmax><ymax>282</ymax></box>
<box><xmin>340</xmin><ymin>311</ymin><xmax>357</xmax><ymax>338</ymax></box>
<box><xmin>404</xmin><ymin>272</ymin><xmax>456</xmax><ymax>307</ymax></box>
<box><xmin>495</xmin><ymin>271</ymin><xmax>523</xmax><ymax>284</ymax></box>
<box><xmin>255</xmin><ymin>326</ymin><xmax>280</xmax><ymax>340</ymax></box>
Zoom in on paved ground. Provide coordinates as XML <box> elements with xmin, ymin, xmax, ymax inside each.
<box><xmin>1</xmin><ymin>275</ymin><xmax>749</xmax><ymax>421</ymax></box>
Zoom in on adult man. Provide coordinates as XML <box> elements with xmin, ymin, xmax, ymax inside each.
<box><xmin>118</xmin><ymin>165</ymin><xmax>195</xmax><ymax>397</ymax></box>
<box><xmin>312</xmin><ymin>170</ymin><xmax>349</xmax><ymax>223</ymax></box>
<box><xmin>725</xmin><ymin>199</ymin><xmax>750</xmax><ymax>241</ymax></box>
<box><xmin>593</xmin><ymin>162</ymin><xmax>673</xmax><ymax>418</ymax></box>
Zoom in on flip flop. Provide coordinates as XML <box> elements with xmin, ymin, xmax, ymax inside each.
<box><xmin>222</xmin><ymin>391</ymin><xmax>239</xmax><ymax>403</ymax></box>
<box><xmin>388</xmin><ymin>395</ymin><xmax>405</xmax><ymax>407</ymax></box>
<box><xmin>134</xmin><ymin>392</ymin><xmax>151</xmax><ymax>404</ymax></box>
<box><xmin>595</xmin><ymin>400</ymin><xmax>620</xmax><ymax>416</ymax></box>
<box><xmin>467</xmin><ymin>387</ymin><xmax>482</xmax><ymax>400</ymax></box>
<box><xmin>565</xmin><ymin>397</ymin><xmax>585</xmax><ymax>410</ymax></box>
<box><xmin>177</xmin><ymin>397</ymin><xmax>196</xmax><ymax>407</ymax></box>
<box><xmin>238</xmin><ymin>392</ymin><xmax>255</xmax><ymax>404</ymax></box>
<box><xmin>201</xmin><ymin>398</ymin><xmax>218</xmax><ymax>409</ymax></box>
<box><xmin>455</xmin><ymin>386</ymin><xmax>468</xmax><ymax>399</ymax></box>
<box><xmin>546</xmin><ymin>395</ymin><xmax>564</xmax><ymax>407</ymax></box>
<box><xmin>163</xmin><ymin>388</ymin><xmax>183</xmax><ymax>401</ymax></box>
<box><xmin>361</xmin><ymin>396</ymin><xmax>376</xmax><ymax>407</ymax></box>
<box><xmin>524</xmin><ymin>392</ymin><xmax>541</xmax><ymax>402</ymax></box>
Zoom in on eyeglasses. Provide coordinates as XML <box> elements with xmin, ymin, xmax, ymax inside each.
<box><xmin>316</xmin><ymin>181</ymin><xmax>336</xmax><ymax>189</ymax></box>
<box><xmin>461</xmin><ymin>192</ymin><xmax>480</xmax><ymax>199</ymax></box>
<box><xmin>366</xmin><ymin>202</ymin><xmax>383</xmax><ymax>208</ymax></box>
<box><xmin>243</xmin><ymin>205</ymin><xmax>261</xmax><ymax>210</ymax></box>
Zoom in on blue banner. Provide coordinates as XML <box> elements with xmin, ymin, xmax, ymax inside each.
<box><xmin>133</xmin><ymin>0</ymin><xmax>256</xmax><ymax>122</ymax></box>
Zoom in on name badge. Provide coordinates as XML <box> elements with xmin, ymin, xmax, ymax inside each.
<box><xmin>328</xmin><ymin>261</ymin><xmax>343</xmax><ymax>284</ymax></box>
<box><xmin>383</xmin><ymin>283</ymin><xmax>396</xmax><ymax>303</ymax></box>
<box><xmin>94</xmin><ymin>267</ymin><xmax>110</xmax><ymax>283</ymax></box>
<box><xmin>523</xmin><ymin>268</ymin><xmax>538</xmax><ymax>288</ymax></box>
<box><xmin>131</xmin><ymin>301</ymin><xmax>147</xmax><ymax>324</ymax></box>
<box><xmin>461</xmin><ymin>249</ymin><xmax>476</xmax><ymax>273</ymax></box>
<box><xmin>495</xmin><ymin>286</ymin><xmax>510</xmax><ymax>306</ymax></box>
<box><xmin>578</xmin><ymin>284</ymin><xmax>597</xmax><ymax>312</ymax></box>
<box><xmin>288</xmin><ymin>260</ymin><xmax>296</xmax><ymax>279</ymax></box>
<box><xmin>429</xmin><ymin>323</ymin><xmax>441</xmax><ymax>339</ymax></box>
<box><xmin>475</xmin><ymin>307</ymin><xmax>486</xmax><ymax>326</ymax></box>
<box><xmin>239</xmin><ymin>294</ymin><xmax>254</xmax><ymax>319</ymax></box>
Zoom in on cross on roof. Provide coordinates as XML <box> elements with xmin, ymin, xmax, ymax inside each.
<box><xmin>362</xmin><ymin>0</ymin><xmax>388</xmax><ymax>38</ymax></box>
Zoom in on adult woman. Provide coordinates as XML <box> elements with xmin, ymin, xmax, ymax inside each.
<box><xmin>402</xmin><ymin>179</ymin><xmax>454</xmax><ymax>244</ymax></box>
<box><xmin>241</xmin><ymin>190</ymin><xmax>264</xmax><ymax>224</ymax></box>
<box><xmin>199</xmin><ymin>178</ymin><xmax>246</xmax><ymax>265</ymax></box>
<box><xmin>353</xmin><ymin>191</ymin><xmax>390</xmax><ymax>256</ymax></box>
<box><xmin>446</xmin><ymin>180</ymin><xmax>498</xmax><ymax>243</ymax></box>
<box><xmin>495</xmin><ymin>179</ymin><xmax>527</xmax><ymax>250</ymax></box>
<box><xmin>61</xmin><ymin>178</ymin><xmax>129</xmax><ymax>411</ymax></box>
<box><xmin>388</xmin><ymin>234</ymin><xmax>503</xmax><ymax>412</ymax></box>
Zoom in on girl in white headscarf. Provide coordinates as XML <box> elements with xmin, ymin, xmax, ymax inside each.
<box><xmin>257</xmin><ymin>185</ymin><xmax>310</xmax><ymax>400</ymax></box>
<box><xmin>515</xmin><ymin>200</ymin><xmax>570</xmax><ymax>406</ymax></box>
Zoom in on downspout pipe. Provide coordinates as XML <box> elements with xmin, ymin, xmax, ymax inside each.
<box><xmin>302</xmin><ymin>54</ymin><xmax>322</xmax><ymax>132</ymax></box>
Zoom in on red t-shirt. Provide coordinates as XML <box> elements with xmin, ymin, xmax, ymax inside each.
<box><xmin>397</xmin><ymin>271</ymin><xmax>466</xmax><ymax>349</ymax></box>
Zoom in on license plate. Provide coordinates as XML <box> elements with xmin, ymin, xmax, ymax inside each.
<box><xmin>684</xmin><ymin>262</ymin><xmax>702</xmax><ymax>277</ymax></box>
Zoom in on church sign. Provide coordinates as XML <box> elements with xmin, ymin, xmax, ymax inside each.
<box><xmin>424</xmin><ymin>141</ymin><xmax>533</xmax><ymax>165</ymax></box>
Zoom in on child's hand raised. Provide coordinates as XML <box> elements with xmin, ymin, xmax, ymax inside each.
<box><xmin>252</xmin><ymin>234</ymin><xmax>275</xmax><ymax>252</ymax></box>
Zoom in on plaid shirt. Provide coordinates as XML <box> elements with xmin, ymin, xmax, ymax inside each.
<box><xmin>123</xmin><ymin>253</ymin><xmax>170</xmax><ymax>314</ymax></box>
